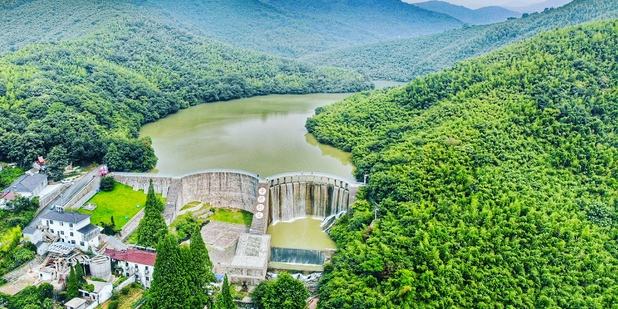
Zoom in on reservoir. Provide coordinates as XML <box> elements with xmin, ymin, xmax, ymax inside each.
<box><xmin>140</xmin><ymin>93</ymin><xmax>355</xmax><ymax>181</ymax></box>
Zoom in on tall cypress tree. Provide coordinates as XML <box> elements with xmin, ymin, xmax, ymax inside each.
<box><xmin>136</xmin><ymin>179</ymin><xmax>168</xmax><ymax>247</ymax></box>
<box><xmin>146</xmin><ymin>234</ymin><xmax>190</xmax><ymax>309</ymax></box>
<box><xmin>75</xmin><ymin>261</ymin><xmax>86</xmax><ymax>289</ymax></box>
<box><xmin>214</xmin><ymin>274</ymin><xmax>236</xmax><ymax>309</ymax></box>
<box><xmin>66</xmin><ymin>265</ymin><xmax>79</xmax><ymax>300</ymax></box>
<box><xmin>189</xmin><ymin>226</ymin><xmax>216</xmax><ymax>308</ymax></box>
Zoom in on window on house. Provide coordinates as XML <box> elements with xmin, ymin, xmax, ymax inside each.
<box><xmin>80</xmin><ymin>241</ymin><xmax>84</xmax><ymax>246</ymax></box>
<box><xmin>70</xmin><ymin>232</ymin><xmax>74</xmax><ymax>237</ymax></box>
<box><xmin>60</xmin><ymin>222</ymin><xmax>64</xmax><ymax>226</ymax></box>
<box><xmin>49</xmin><ymin>220</ymin><xmax>54</xmax><ymax>225</ymax></box>
<box><xmin>50</xmin><ymin>229</ymin><xmax>54</xmax><ymax>233</ymax></box>
<box><xmin>146</xmin><ymin>277</ymin><xmax>149</xmax><ymax>281</ymax></box>
<box><xmin>69</xmin><ymin>223</ymin><xmax>73</xmax><ymax>228</ymax></box>
<box><xmin>145</xmin><ymin>266</ymin><xmax>149</xmax><ymax>270</ymax></box>
<box><xmin>60</xmin><ymin>231</ymin><xmax>64</xmax><ymax>235</ymax></box>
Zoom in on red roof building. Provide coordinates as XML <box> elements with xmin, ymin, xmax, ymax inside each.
<box><xmin>104</xmin><ymin>248</ymin><xmax>156</xmax><ymax>266</ymax></box>
<box><xmin>104</xmin><ymin>248</ymin><xmax>157</xmax><ymax>288</ymax></box>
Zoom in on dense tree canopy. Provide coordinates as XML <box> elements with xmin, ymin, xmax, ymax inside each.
<box><xmin>308</xmin><ymin>20</ymin><xmax>618</xmax><ymax>308</ymax></box>
<box><xmin>305</xmin><ymin>0</ymin><xmax>618</xmax><ymax>81</ymax></box>
<box><xmin>252</xmin><ymin>273</ymin><xmax>309</xmax><ymax>309</ymax></box>
<box><xmin>0</xmin><ymin>283</ymin><xmax>54</xmax><ymax>309</ymax></box>
<box><xmin>0</xmin><ymin>196</ymin><xmax>38</xmax><ymax>275</ymax></box>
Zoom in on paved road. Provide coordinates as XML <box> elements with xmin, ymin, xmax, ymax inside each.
<box><xmin>26</xmin><ymin>167</ymin><xmax>102</xmax><ymax>230</ymax></box>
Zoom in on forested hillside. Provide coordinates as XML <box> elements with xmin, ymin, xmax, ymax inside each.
<box><xmin>0</xmin><ymin>19</ymin><xmax>371</xmax><ymax>172</ymax></box>
<box><xmin>508</xmin><ymin>0</ymin><xmax>573</xmax><ymax>13</ymax></box>
<box><xmin>305</xmin><ymin>0</ymin><xmax>618</xmax><ymax>81</ymax></box>
<box><xmin>0</xmin><ymin>0</ymin><xmax>462</xmax><ymax>58</ymax></box>
<box><xmin>147</xmin><ymin>0</ymin><xmax>462</xmax><ymax>58</ymax></box>
<box><xmin>411</xmin><ymin>1</ymin><xmax>519</xmax><ymax>25</ymax></box>
<box><xmin>0</xmin><ymin>0</ymin><xmax>131</xmax><ymax>53</ymax></box>
<box><xmin>308</xmin><ymin>20</ymin><xmax>618</xmax><ymax>308</ymax></box>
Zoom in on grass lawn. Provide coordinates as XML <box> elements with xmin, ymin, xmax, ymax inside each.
<box><xmin>78</xmin><ymin>182</ymin><xmax>163</xmax><ymax>229</ymax></box>
<box><xmin>181</xmin><ymin>201</ymin><xmax>201</xmax><ymax>211</ymax></box>
<box><xmin>125</xmin><ymin>230</ymin><xmax>139</xmax><ymax>244</ymax></box>
<box><xmin>97</xmin><ymin>285</ymin><xmax>145</xmax><ymax>309</ymax></box>
<box><xmin>209</xmin><ymin>208</ymin><xmax>253</xmax><ymax>226</ymax></box>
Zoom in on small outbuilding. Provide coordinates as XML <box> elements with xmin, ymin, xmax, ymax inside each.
<box><xmin>64</xmin><ymin>297</ymin><xmax>87</xmax><ymax>309</ymax></box>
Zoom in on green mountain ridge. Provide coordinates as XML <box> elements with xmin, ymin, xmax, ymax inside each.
<box><xmin>411</xmin><ymin>1</ymin><xmax>520</xmax><ymax>25</ymax></box>
<box><xmin>304</xmin><ymin>0</ymin><xmax>618</xmax><ymax>81</ymax></box>
<box><xmin>0</xmin><ymin>18</ymin><xmax>371</xmax><ymax>171</ymax></box>
<box><xmin>0</xmin><ymin>0</ymin><xmax>462</xmax><ymax>58</ymax></box>
<box><xmin>308</xmin><ymin>19</ymin><xmax>618</xmax><ymax>308</ymax></box>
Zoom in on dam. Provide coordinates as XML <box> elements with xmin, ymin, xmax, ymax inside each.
<box><xmin>113</xmin><ymin>170</ymin><xmax>361</xmax><ymax>283</ymax></box>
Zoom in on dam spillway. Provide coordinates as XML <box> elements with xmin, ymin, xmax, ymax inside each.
<box><xmin>268</xmin><ymin>174</ymin><xmax>352</xmax><ymax>223</ymax></box>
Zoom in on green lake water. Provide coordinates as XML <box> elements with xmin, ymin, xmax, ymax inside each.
<box><xmin>140</xmin><ymin>93</ymin><xmax>355</xmax><ymax>181</ymax></box>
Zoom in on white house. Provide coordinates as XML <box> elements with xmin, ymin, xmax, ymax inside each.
<box><xmin>39</xmin><ymin>211</ymin><xmax>101</xmax><ymax>252</ymax></box>
<box><xmin>79</xmin><ymin>280</ymin><xmax>113</xmax><ymax>306</ymax></box>
<box><xmin>104</xmin><ymin>248</ymin><xmax>156</xmax><ymax>288</ymax></box>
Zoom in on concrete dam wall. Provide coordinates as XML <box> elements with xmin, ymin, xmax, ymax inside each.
<box><xmin>114</xmin><ymin>171</ymin><xmax>357</xmax><ymax>227</ymax></box>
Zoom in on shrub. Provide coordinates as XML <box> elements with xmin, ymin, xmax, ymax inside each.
<box><xmin>108</xmin><ymin>300</ymin><xmax>119</xmax><ymax>309</ymax></box>
<box><xmin>100</xmin><ymin>176</ymin><xmax>115</xmax><ymax>191</ymax></box>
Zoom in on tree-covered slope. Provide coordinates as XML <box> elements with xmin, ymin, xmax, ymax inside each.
<box><xmin>305</xmin><ymin>0</ymin><xmax>618</xmax><ymax>81</ymax></box>
<box><xmin>0</xmin><ymin>18</ymin><xmax>371</xmax><ymax>171</ymax></box>
<box><xmin>508</xmin><ymin>0</ymin><xmax>573</xmax><ymax>13</ymax></box>
<box><xmin>411</xmin><ymin>1</ymin><xmax>520</xmax><ymax>25</ymax></box>
<box><xmin>143</xmin><ymin>0</ymin><xmax>462</xmax><ymax>58</ymax></box>
<box><xmin>0</xmin><ymin>0</ymin><xmax>133</xmax><ymax>53</ymax></box>
<box><xmin>308</xmin><ymin>20</ymin><xmax>618</xmax><ymax>308</ymax></box>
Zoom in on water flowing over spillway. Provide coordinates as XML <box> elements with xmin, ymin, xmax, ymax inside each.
<box><xmin>270</xmin><ymin>248</ymin><xmax>326</xmax><ymax>265</ymax></box>
<box><xmin>268</xmin><ymin>181</ymin><xmax>350</xmax><ymax>223</ymax></box>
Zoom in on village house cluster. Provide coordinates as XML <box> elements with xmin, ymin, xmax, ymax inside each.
<box><xmin>1</xmin><ymin>162</ymin><xmax>157</xmax><ymax>309</ymax></box>
<box><xmin>26</xmin><ymin>209</ymin><xmax>157</xmax><ymax>309</ymax></box>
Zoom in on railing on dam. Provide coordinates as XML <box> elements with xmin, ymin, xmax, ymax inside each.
<box><xmin>113</xmin><ymin>169</ymin><xmax>261</xmax><ymax>180</ymax></box>
<box><xmin>266</xmin><ymin>172</ymin><xmax>362</xmax><ymax>187</ymax></box>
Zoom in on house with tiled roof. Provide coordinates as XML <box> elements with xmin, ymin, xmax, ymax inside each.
<box><xmin>1</xmin><ymin>173</ymin><xmax>48</xmax><ymax>198</ymax></box>
<box><xmin>37</xmin><ymin>211</ymin><xmax>101</xmax><ymax>253</ymax></box>
<box><xmin>0</xmin><ymin>191</ymin><xmax>16</xmax><ymax>209</ymax></box>
<box><xmin>104</xmin><ymin>248</ymin><xmax>156</xmax><ymax>288</ymax></box>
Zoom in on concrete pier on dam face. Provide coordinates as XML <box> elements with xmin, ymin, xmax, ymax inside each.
<box><xmin>112</xmin><ymin>170</ymin><xmax>362</xmax><ymax>282</ymax></box>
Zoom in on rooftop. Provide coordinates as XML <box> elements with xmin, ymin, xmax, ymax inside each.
<box><xmin>0</xmin><ymin>191</ymin><xmax>16</xmax><ymax>200</ymax></box>
<box><xmin>3</xmin><ymin>173</ymin><xmax>47</xmax><ymax>194</ymax></box>
<box><xmin>65</xmin><ymin>297</ymin><xmax>87</xmax><ymax>308</ymax></box>
<box><xmin>77</xmin><ymin>224</ymin><xmax>100</xmax><ymax>235</ymax></box>
<box><xmin>41</xmin><ymin>211</ymin><xmax>90</xmax><ymax>224</ymax></box>
<box><xmin>86</xmin><ymin>280</ymin><xmax>110</xmax><ymax>293</ymax></box>
<box><xmin>104</xmin><ymin>248</ymin><xmax>157</xmax><ymax>267</ymax></box>
<box><xmin>47</xmin><ymin>242</ymin><xmax>75</xmax><ymax>255</ymax></box>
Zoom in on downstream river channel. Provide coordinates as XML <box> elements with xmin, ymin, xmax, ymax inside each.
<box><xmin>140</xmin><ymin>93</ymin><xmax>355</xmax><ymax>181</ymax></box>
